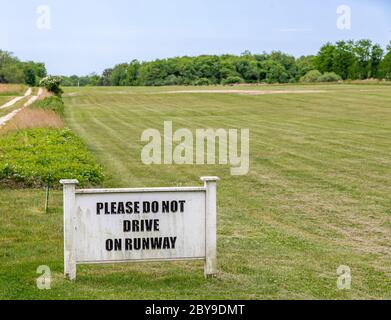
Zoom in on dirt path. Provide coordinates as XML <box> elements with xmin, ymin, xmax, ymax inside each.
<box><xmin>165</xmin><ymin>89</ymin><xmax>327</xmax><ymax>95</ymax></box>
<box><xmin>0</xmin><ymin>88</ymin><xmax>42</xmax><ymax>128</ymax></box>
<box><xmin>0</xmin><ymin>87</ymin><xmax>32</xmax><ymax>110</ymax></box>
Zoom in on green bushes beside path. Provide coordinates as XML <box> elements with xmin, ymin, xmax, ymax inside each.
<box><xmin>30</xmin><ymin>96</ymin><xmax>65</xmax><ymax>116</ymax></box>
<box><xmin>0</xmin><ymin>128</ymin><xmax>104</xmax><ymax>188</ymax></box>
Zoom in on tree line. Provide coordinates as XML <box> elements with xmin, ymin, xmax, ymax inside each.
<box><xmin>2</xmin><ymin>39</ymin><xmax>391</xmax><ymax>87</ymax></box>
<box><xmin>0</xmin><ymin>50</ymin><xmax>47</xmax><ymax>86</ymax></box>
<box><xmin>62</xmin><ymin>39</ymin><xmax>391</xmax><ymax>87</ymax></box>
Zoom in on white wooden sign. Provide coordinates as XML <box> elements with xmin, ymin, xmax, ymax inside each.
<box><xmin>60</xmin><ymin>177</ymin><xmax>219</xmax><ymax>280</ymax></box>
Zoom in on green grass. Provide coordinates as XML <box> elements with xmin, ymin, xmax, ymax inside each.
<box><xmin>0</xmin><ymin>96</ymin><xmax>17</xmax><ymax>106</ymax></box>
<box><xmin>30</xmin><ymin>96</ymin><xmax>65</xmax><ymax>117</ymax></box>
<box><xmin>1</xmin><ymin>84</ymin><xmax>390</xmax><ymax>299</ymax></box>
<box><xmin>0</xmin><ymin>95</ymin><xmax>31</xmax><ymax>118</ymax></box>
<box><xmin>0</xmin><ymin>128</ymin><xmax>104</xmax><ymax>188</ymax></box>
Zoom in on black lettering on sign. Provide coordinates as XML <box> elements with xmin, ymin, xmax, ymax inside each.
<box><xmin>96</xmin><ymin>203</ymin><xmax>103</xmax><ymax>215</ymax></box>
<box><xmin>162</xmin><ymin>201</ymin><xmax>170</xmax><ymax>213</ymax></box>
<box><xmin>123</xmin><ymin>220</ymin><xmax>131</xmax><ymax>232</ymax></box>
<box><xmin>151</xmin><ymin>237</ymin><xmax>163</xmax><ymax>249</ymax></box>
<box><xmin>170</xmin><ymin>237</ymin><xmax>177</xmax><ymax>249</ymax></box>
<box><xmin>179</xmin><ymin>200</ymin><xmax>185</xmax><ymax>212</ymax></box>
<box><xmin>98</xmin><ymin>200</ymin><xmax>186</xmax><ymax>215</ymax></box>
<box><xmin>171</xmin><ymin>201</ymin><xmax>178</xmax><ymax>213</ymax></box>
<box><xmin>151</xmin><ymin>201</ymin><xmax>159</xmax><ymax>213</ymax></box>
<box><xmin>133</xmin><ymin>220</ymin><xmax>140</xmax><ymax>232</ymax></box>
<box><xmin>163</xmin><ymin>237</ymin><xmax>170</xmax><ymax>249</ymax></box>
<box><xmin>106</xmin><ymin>239</ymin><xmax>113</xmax><ymax>251</ymax></box>
<box><xmin>134</xmin><ymin>238</ymin><xmax>141</xmax><ymax>250</ymax></box>
<box><xmin>111</xmin><ymin>202</ymin><xmax>117</xmax><ymax>214</ymax></box>
<box><xmin>154</xmin><ymin>219</ymin><xmax>160</xmax><ymax>231</ymax></box>
<box><xmin>123</xmin><ymin>219</ymin><xmax>160</xmax><ymax>233</ymax></box>
<box><xmin>114</xmin><ymin>239</ymin><xmax>122</xmax><ymax>251</ymax></box>
<box><xmin>143</xmin><ymin>201</ymin><xmax>150</xmax><ymax>213</ymax></box>
<box><xmin>134</xmin><ymin>202</ymin><xmax>140</xmax><ymax>214</ymax></box>
<box><xmin>118</xmin><ymin>202</ymin><xmax>125</xmax><ymax>214</ymax></box>
<box><xmin>125</xmin><ymin>238</ymin><xmax>132</xmax><ymax>250</ymax></box>
<box><xmin>142</xmin><ymin>238</ymin><xmax>150</xmax><ymax>250</ymax></box>
<box><xmin>106</xmin><ymin>237</ymin><xmax>177</xmax><ymax>251</ymax></box>
<box><xmin>126</xmin><ymin>202</ymin><xmax>133</xmax><ymax>214</ymax></box>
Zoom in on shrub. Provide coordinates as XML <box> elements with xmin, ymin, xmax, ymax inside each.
<box><xmin>193</xmin><ymin>78</ymin><xmax>211</xmax><ymax>86</ymax></box>
<box><xmin>0</xmin><ymin>128</ymin><xmax>104</xmax><ymax>188</ymax></box>
<box><xmin>300</xmin><ymin>70</ymin><xmax>322</xmax><ymax>83</ymax></box>
<box><xmin>317</xmin><ymin>72</ymin><xmax>342</xmax><ymax>82</ymax></box>
<box><xmin>39</xmin><ymin>76</ymin><xmax>63</xmax><ymax>97</ymax></box>
<box><xmin>222</xmin><ymin>76</ymin><xmax>244</xmax><ymax>85</ymax></box>
<box><xmin>163</xmin><ymin>75</ymin><xmax>182</xmax><ymax>86</ymax></box>
<box><xmin>31</xmin><ymin>96</ymin><xmax>65</xmax><ymax>116</ymax></box>
<box><xmin>260</xmin><ymin>60</ymin><xmax>289</xmax><ymax>84</ymax></box>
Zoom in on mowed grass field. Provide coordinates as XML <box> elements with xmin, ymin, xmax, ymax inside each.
<box><xmin>1</xmin><ymin>84</ymin><xmax>390</xmax><ymax>299</ymax></box>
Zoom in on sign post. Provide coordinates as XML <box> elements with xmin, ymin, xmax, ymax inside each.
<box><xmin>202</xmin><ymin>177</ymin><xmax>218</xmax><ymax>278</ymax></box>
<box><xmin>60</xmin><ymin>179</ymin><xmax>78</xmax><ymax>281</ymax></box>
<box><xmin>60</xmin><ymin>177</ymin><xmax>219</xmax><ymax>280</ymax></box>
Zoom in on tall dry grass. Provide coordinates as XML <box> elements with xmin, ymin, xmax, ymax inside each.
<box><xmin>0</xmin><ymin>84</ymin><xmax>25</xmax><ymax>94</ymax></box>
<box><xmin>36</xmin><ymin>88</ymin><xmax>53</xmax><ymax>100</ymax></box>
<box><xmin>1</xmin><ymin>108</ymin><xmax>63</xmax><ymax>134</ymax></box>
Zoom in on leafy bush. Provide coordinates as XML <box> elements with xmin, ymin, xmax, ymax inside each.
<box><xmin>260</xmin><ymin>60</ymin><xmax>289</xmax><ymax>84</ymax></box>
<box><xmin>39</xmin><ymin>76</ymin><xmax>63</xmax><ymax>97</ymax></box>
<box><xmin>222</xmin><ymin>76</ymin><xmax>244</xmax><ymax>85</ymax></box>
<box><xmin>193</xmin><ymin>78</ymin><xmax>211</xmax><ymax>86</ymax></box>
<box><xmin>162</xmin><ymin>75</ymin><xmax>182</xmax><ymax>86</ymax></box>
<box><xmin>300</xmin><ymin>70</ymin><xmax>322</xmax><ymax>83</ymax></box>
<box><xmin>30</xmin><ymin>96</ymin><xmax>65</xmax><ymax>117</ymax></box>
<box><xmin>0</xmin><ymin>128</ymin><xmax>104</xmax><ymax>188</ymax></box>
<box><xmin>317</xmin><ymin>72</ymin><xmax>342</xmax><ymax>82</ymax></box>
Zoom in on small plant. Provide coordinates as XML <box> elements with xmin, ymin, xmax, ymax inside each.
<box><xmin>193</xmin><ymin>78</ymin><xmax>211</xmax><ymax>86</ymax></box>
<box><xmin>39</xmin><ymin>76</ymin><xmax>63</xmax><ymax>97</ymax></box>
<box><xmin>31</xmin><ymin>96</ymin><xmax>65</xmax><ymax>116</ymax></box>
<box><xmin>222</xmin><ymin>76</ymin><xmax>244</xmax><ymax>85</ymax></box>
<box><xmin>317</xmin><ymin>72</ymin><xmax>342</xmax><ymax>82</ymax></box>
<box><xmin>300</xmin><ymin>70</ymin><xmax>322</xmax><ymax>83</ymax></box>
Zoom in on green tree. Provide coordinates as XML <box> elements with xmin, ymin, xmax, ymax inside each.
<box><xmin>379</xmin><ymin>41</ymin><xmax>391</xmax><ymax>80</ymax></box>
<box><xmin>23</xmin><ymin>67</ymin><xmax>36</xmax><ymax>86</ymax></box>
<box><xmin>296</xmin><ymin>55</ymin><xmax>316</xmax><ymax>79</ymax></box>
<box><xmin>260</xmin><ymin>60</ymin><xmax>289</xmax><ymax>83</ymax></box>
<box><xmin>268</xmin><ymin>51</ymin><xmax>297</xmax><ymax>79</ymax></box>
<box><xmin>353</xmin><ymin>39</ymin><xmax>373</xmax><ymax>79</ymax></box>
<box><xmin>126</xmin><ymin>60</ymin><xmax>141</xmax><ymax>85</ymax></box>
<box><xmin>110</xmin><ymin>63</ymin><xmax>129</xmax><ymax>86</ymax></box>
<box><xmin>0</xmin><ymin>50</ymin><xmax>24</xmax><ymax>83</ymax></box>
<box><xmin>332</xmin><ymin>41</ymin><xmax>356</xmax><ymax>80</ymax></box>
<box><xmin>315</xmin><ymin>43</ymin><xmax>336</xmax><ymax>73</ymax></box>
<box><xmin>101</xmin><ymin>68</ymin><xmax>113</xmax><ymax>86</ymax></box>
<box><xmin>369</xmin><ymin>44</ymin><xmax>384</xmax><ymax>78</ymax></box>
<box><xmin>235</xmin><ymin>57</ymin><xmax>259</xmax><ymax>82</ymax></box>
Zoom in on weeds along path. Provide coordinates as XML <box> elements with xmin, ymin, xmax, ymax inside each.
<box><xmin>0</xmin><ymin>88</ymin><xmax>42</xmax><ymax>128</ymax></box>
<box><xmin>0</xmin><ymin>87</ymin><xmax>32</xmax><ymax>110</ymax></box>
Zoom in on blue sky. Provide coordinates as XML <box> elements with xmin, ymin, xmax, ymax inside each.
<box><xmin>1</xmin><ymin>0</ymin><xmax>390</xmax><ymax>75</ymax></box>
